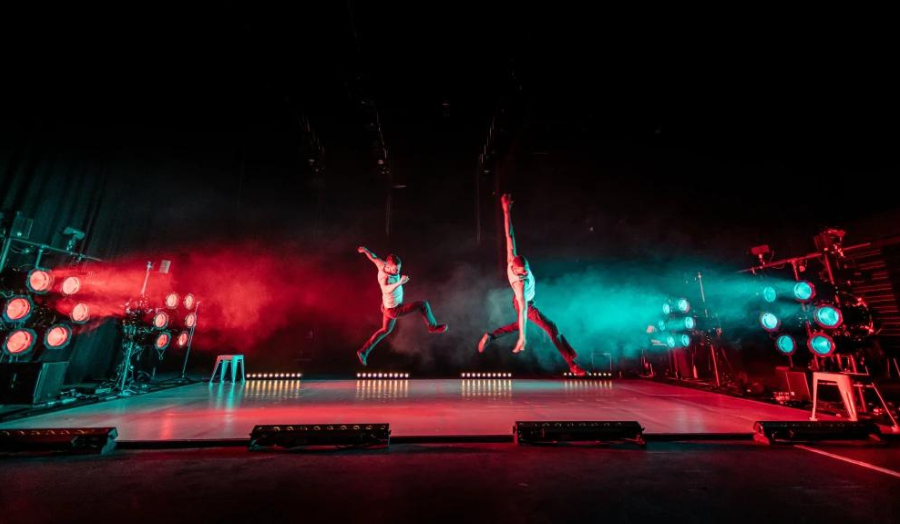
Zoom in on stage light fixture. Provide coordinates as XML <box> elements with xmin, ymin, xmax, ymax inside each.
<box><xmin>152</xmin><ymin>311</ymin><xmax>170</xmax><ymax>329</ymax></box>
<box><xmin>26</xmin><ymin>269</ymin><xmax>54</xmax><ymax>294</ymax></box>
<box><xmin>154</xmin><ymin>331</ymin><xmax>171</xmax><ymax>350</ymax></box>
<box><xmin>665</xmin><ymin>317</ymin><xmax>695</xmax><ymax>331</ymax></box>
<box><xmin>761</xmin><ymin>281</ymin><xmax>815</xmax><ymax>304</ymax></box>
<box><xmin>813</xmin><ymin>305</ymin><xmax>843</xmax><ymax>329</ymax></box>
<box><xmin>43</xmin><ymin>323</ymin><xmax>73</xmax><ymax>350</ymax></box>
<box><xmin>775</xmin><ymin>334</ymin><xmax>796</xmax><ymax>356</ymax></box>
<box><xmin>0</xmin><ymin>427</ymin><xmax>118</xmax><ymax>454</ymax></box>
<box><xmin>69</xmin><ymin>302</ymin><xmax>91</xmax><ymax>324</ymax></box>
<box><xmin>176</xmin><ymin>331</ymin><xmax>189</xmax><ymax>347</ymax></box>
<box><xmin>184</xmin><ymin>312</ymin><xmax>197</xmax><ymax>329</ymax></box>
<box><xmin>183</xmin><ymin>294</ymin><xmax>196</xmax><ymax>310</ymax></box>
<box><xmin>3</xmin><ymin>328</ymin><xmax>37</xmax><ymax>356</ymax></box>
<box><xmin>249</xmin><ymin>423</ymin><xmax>390</xmax><ymax>450</ymax></box>
<box><xmin>60</xmin><ymin>276</ymin><xmax>81</xmax><ymax>296</ymax></box>
<box><xmin>753</xmin><ymin>421</ymin><xmax>880</xmax><ymax>445</ymax></box>
<box><xmin>514</xmin><ymin>421</ymin><xmax>645</xmax><ymax>446</ymax></box>
<box><xmin>663</xmin><ymin>298</ymin><xmax>691</xmax><ymax>315</ymax></box>
<box><xmin>808</xmin><ymin>333</ymin><xmax>835</xmax><ymax>357</ymax></box>
<box><xmin>666</xmin><ymin>333</ymin><xmax>691</xmax><ymax>348</ymax></box>
<box><xmin>792</xmin><ymin>281</ymin><xmax>815</xmax><ymax>302</ymax></box>
<box><xmin>164</xmin><ymin>293</ymin><xmax>179</xmax><ymax>309</ymax></box>
<box><xmin>3</xmin><ymin>295</ymin><xmax>34</xmax><ymax>322</ymax></box>
<box><xmin>759</xmin><ymin>312</ymin><xmax>780</xmax><ymax>332</ymax></box>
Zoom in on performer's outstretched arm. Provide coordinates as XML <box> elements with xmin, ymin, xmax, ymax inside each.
<box><xmin>358</xmin><ymin>246</ymin><xmax>384</xmax><ymax>270</ymax></box>
<box><xmin>512</xmin><ymin>279</ymin><xmax>528</xmax><ymax>353</ymax></box>
<box><xmin>501</xmin><ymin>194</ymin><xmax>517</xmax><ymax>264</ymax></box>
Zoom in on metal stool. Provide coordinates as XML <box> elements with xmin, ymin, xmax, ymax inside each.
<box><xmin>210</xmin><ymin>355</ymin><xmax>245</xmax><ymax>383</ymax></box>
<box><xmin>810</xmin><ymin>371</ymin><xmax>899</xmax><ymax>431</ymax></box>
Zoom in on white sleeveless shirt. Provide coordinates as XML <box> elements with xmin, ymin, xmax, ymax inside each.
<box><xmin>507</xmin><ymin>262</ymin><xmax>535</xmax><ymax>303</ymax></box>
<box><xmin>379</xmin><ymin>267</ymin><xmax>403</xmax><ymax>309</ymax></box>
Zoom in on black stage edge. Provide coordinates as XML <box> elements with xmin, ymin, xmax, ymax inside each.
<box><xmin>113</xmin><ymin>432</ymin><xmax>758</xmax><ymax>450</ymax></box>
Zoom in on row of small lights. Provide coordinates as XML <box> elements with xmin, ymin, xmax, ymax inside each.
<box><xmin>247</xmin><ymin>373</ymin><xmax>303</xmax><ymax>380</ymax></box>
<box><xmin>461</xmin><ymin>373</ymin><xmax>513</xmax><ymax>378</ymax></box>
<box><xmin>564</xmin><ymin>371</ymin><xmax>614</xmax><ymax>378</ymax></box>
<box><xmin>356</xmin><ymin>373</ymin><xmax>410</xmax><ymax>379</ymax></box>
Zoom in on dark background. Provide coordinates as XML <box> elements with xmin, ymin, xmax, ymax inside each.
<box><xmin>2</xmin><ymin>6</ymin><xmax>898</xmax><ymax>381</ymax></box>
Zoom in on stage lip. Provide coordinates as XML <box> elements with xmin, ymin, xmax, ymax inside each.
<box><xmin>113</xmin><ymin>432</ymin><xmax>756</xmax><ymax>449</ymax></box>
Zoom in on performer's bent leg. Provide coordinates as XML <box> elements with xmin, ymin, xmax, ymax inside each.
<box><xmin>489</xmin><ymin>321</ymin><xmax>520</xmax><ymax>339</ymax></box>
<box><xmin>479</xmin><ymin>298</ymin><xmax>522</xmax><ymax>352</ymax></box>
<box><xmin>527</xmin><ymin>305</ymin><xmax>578</xmax><ymax>364</ymax></box>
<box><xmin>358</xmin><ymin>315</ymin><xmax>396</xmax><ymax>365</ymax></box>
<box><xmin>388</xmin><ymin>301</ymin><xmax>447</xmax><ymax>332</ymax></box>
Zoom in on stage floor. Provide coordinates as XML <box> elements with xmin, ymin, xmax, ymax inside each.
<box><xmin>0</xmin><ymin>378</ymin><xmax>820</xmax><ymax>441</ymax></box>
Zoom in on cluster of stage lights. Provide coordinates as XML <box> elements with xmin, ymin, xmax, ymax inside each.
<box><xmin>140</xmin><ymin>292</ymin><xmax>197</xmax><ymax>352</ymax></box>
<box><xmin>247</xmin><ymin>373</ymin><xmax>303</xmax><ymax>380</ymax></box>
<box><xmin>2</xmin><ymin>267</ymin><xmax>91</xmax><ymax>358</ymax></box>
<box><xmin>356</xmin><ymin>372</ymin><xmax>410</xmax><ymax>379</ymax></box>
<box><xmin>757</xmin><ymin>280</ymin><xmax>839</xmax><ymax>357</ymax></box>
<box><xmin>657</xmin><ymin>297</ymin><xmax>694</xmax><ymax>349</ymax></box>
<box><xmin>461</xmin><ymin>373</ymin><xmax>513</xmax><ymax>378</ymax></box>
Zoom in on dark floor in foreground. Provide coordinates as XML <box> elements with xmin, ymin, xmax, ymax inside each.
<box><xmin>2</xmin><ymin>441</ymin><xmax>899</xmax><ymax>524</ymax></box>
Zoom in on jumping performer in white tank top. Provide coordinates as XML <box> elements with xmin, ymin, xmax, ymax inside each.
<box><xmin>356</xmin><ymin>246</ymin><xmax>447</xmax><ymax>366</ymax></box>
<box><xmin>477</xmin><ymin>194</ymin><xmax>586</xmax><ymax>376</ymax></box>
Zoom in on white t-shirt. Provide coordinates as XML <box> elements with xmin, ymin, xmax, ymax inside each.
<box><xmin>379</xmin><ymin>267</ymin><xmax>403</xmax><ymax>309</ymax></box>
<box><xmin>507</xmin><ymin>262</ymin><xmax>535</xmax><ymax>303</ymax></box>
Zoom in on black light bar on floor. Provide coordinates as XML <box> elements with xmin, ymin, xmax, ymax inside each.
<box><xmin>514</xmin><ymin>421</ymin><xmax>644</xmax><ymax>446</ymax></box>
<box><xmin>246</xmin><ymin>373</ymin><xmax>303</xmax><ymax>380</ymax></box>
<box><xmin>249</xmin><ymin>424</ymin><xmax>390</xmax><ymax>450</ymax></box>
<box><xmin>564</xmin><ymin>371</ymin><xmax>614</xmax><ymax>378</ymax></box>
<box><xmin>752</xmin><ymin>421</ymin><xmax>882</xmax><ymax>445</ymax></box>
<box><xmin>356</xmin><ymin>373</ymin><xmax>409</xmax><ymax>379</ymax></box>
<box><xmin>461</xmin><ymin>373</ymin><xmax>512</xmax><ymax>378</ymax></box>
<box><xmin>0</xmin><ymin>427</ymin><xmax>118</xmax><ymax>454</ymax></box>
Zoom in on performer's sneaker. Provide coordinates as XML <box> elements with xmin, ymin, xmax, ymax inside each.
<box><xmin>477</xmin><ymin>333</ymin><xmax>492</xmax><ymax>353</ymax></box>
<box><xmin>568</xmin><ymin>363</ymin><xmax>587</xmax><ymax>376</ymax></box>
<box><xmin>357</xmin><ymin>350</ymin><xmax>368</xmax><ymax>366</ymax></box>
<box><xmin>428</xmin><ymin>324</ymin><xmax>448</xmax><ymax>334</ymax></box>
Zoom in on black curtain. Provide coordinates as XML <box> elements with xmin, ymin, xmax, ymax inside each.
<box><xmin>1</xmin><ymin>117</ymin><xmax>139</xmax><ymax>383</ymax></box>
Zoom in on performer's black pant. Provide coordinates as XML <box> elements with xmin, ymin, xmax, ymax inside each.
<box><xmin>359</xmin><ymin>301</ymin><xmax>438</xmax><ymax>357</ymax></box>
<box><xmin>488</xmin><ymin>297</ymin><xmax>577</xmax><ymax>363</ymax></box>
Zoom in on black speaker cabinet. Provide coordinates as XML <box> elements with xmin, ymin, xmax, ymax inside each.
<box><xmin>0</xmin><ymin>362</ymin><xmax>69</xmax><ymax>405</ymax></box>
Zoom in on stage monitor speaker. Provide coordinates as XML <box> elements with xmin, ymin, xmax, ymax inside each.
<box><xmin>0</xmin><ymin>362</ymin><xmax>68</xmax><ymax>405</ymax></box>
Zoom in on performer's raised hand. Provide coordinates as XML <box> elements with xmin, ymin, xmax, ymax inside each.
<box><xmin>501</xmin><ymin>193</ymin><xmax>513</xmax><ymax>211</ymax></box>
<box><xmin>399</xmin><ymin>275</ymin><xmax>410</xmax><ymax>285</ymax></box>
<box><xmin>357</xmin><ymin>246</ymin><xmax>367</xmax><ymax>253</ymax></box>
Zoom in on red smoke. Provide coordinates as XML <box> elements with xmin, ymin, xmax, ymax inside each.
<box><xmin>50</xmin><ymin>243</ymin><xmax>374</xmax><ymax>353</ymax></box>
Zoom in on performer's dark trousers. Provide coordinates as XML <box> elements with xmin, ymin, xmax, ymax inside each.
<box><xmin>488</xmin><ymin>297</ymin><xmax>577</xmax><ymax>363</ymax></box>
<box><xmin>359</xmin><ymin>301</ymin><xmax>438</xmax><ymax>357</ymax></box>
